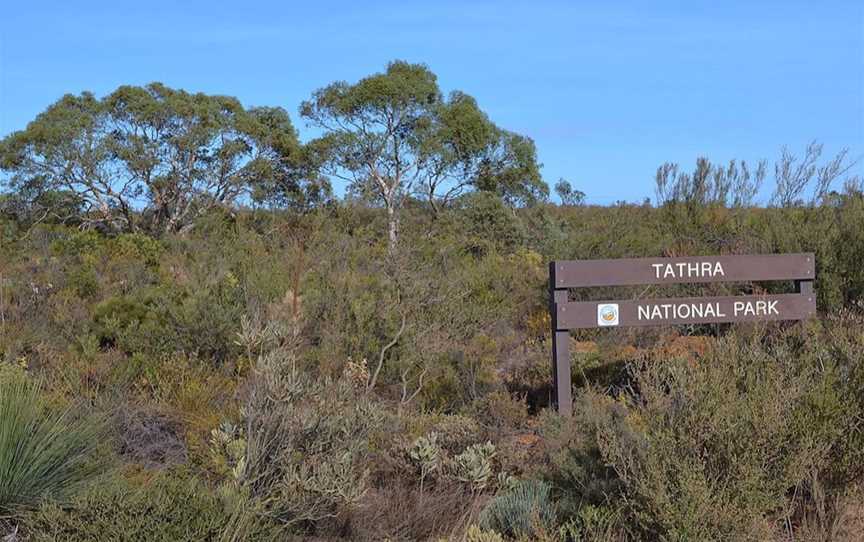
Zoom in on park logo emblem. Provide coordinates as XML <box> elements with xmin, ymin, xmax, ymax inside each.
<box><xmin>597</xmin><ymin>303</ymin><xmax>619</xmax><ymax>326</ymax></box>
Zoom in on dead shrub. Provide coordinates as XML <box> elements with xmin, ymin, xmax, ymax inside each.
<box><xmin>113</xmin><ymin>403</ymin><xmax>187</xmax><ymax>469</ymax></box>
<box><xmin>348</xmin><ymin>479</ymin><xmax>487</xmax><ymax>541</ymax></box>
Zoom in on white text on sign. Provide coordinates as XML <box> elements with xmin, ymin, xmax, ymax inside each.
<box><xmin>652</xmin><ymin>261</ymin><xmax>725</xmax><ymax>280</ymax></box>
<box><xmin>637</xmin><ymin>299</ymin><xmax>780</xmax><ymax>321</ymax></box>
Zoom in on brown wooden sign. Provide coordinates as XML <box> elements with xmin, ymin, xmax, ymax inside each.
<box><xmin>549</xmin><ymin>253</ymin><xmax>815</xmax><ymax>416</ymax></box>
<box><xmin>557</xmin><ymin>293</ymin><xmax>815</xmax><ymax>329</ymax></box>
<box><xmin>553</xmin><ymin>253</ymin><xmax>814</xmax><ymax>288</ymax></box>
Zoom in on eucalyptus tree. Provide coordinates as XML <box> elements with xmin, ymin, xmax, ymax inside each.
<box><xmin>418</xmin><ymin>91</ymin><xmax>546</xmax><ymax>210</ymax></box>
<box><xmin>554</xmin><ymin>178</ymin><xmax>586</xmax><ymax>206</ymax></box>
<box><xmin>301</xmin><ymin>60</ymin><xmax>545</xmax><ymax>252</ymax></box>
<box><xmin>0</xmin><ymin>83</ymin><xmax>320</xmax><ymax>234</ymax></box>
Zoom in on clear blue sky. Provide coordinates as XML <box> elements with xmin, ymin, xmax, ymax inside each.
<box><xmin>1</xmin><ymin>1</ymin><xmax>862</xmax><ymax>204</ymax></box>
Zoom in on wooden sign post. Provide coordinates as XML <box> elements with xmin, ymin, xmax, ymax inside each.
<box><xmin>549</xmin><ymin>253</ymin><xmax>815</xmax><ymax>416</ymax></box>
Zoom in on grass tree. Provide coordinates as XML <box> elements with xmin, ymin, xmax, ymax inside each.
<box><xmin>0</xmin><ymin>372</ymin><xmax>107</xmax><ymax>514</ymax></box>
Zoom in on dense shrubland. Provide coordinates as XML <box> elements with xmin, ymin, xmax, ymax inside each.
<box><xmin>2</xmin><ymin>64</ymin><xmax>864</xmax><ymax>540</ymax></box>
<box><xmin>1</xmin><ymin>192</ymin><xmax>863</xmax><ymax>540</ymax></box>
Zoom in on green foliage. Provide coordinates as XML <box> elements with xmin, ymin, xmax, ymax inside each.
<box><xmin>832</xmin><ymin>190</ymin><xmax>864</xmax><ymax>306</ymax></box>
<box><xmin>3</xmin><ymin>91</ymin><xmax>864</xmax><ymax>542</ymax></box>
<box><xmin>554</xmin><ymin>178</ymin><xmax>586</xmax><ymax>207</ymax></box>
<box><xmin>65</xmin><ymin>264</ymin><xmax>100</xmax><ymax>299</ymax></box>
<box><xmin>239</xmin><ymin>349</ymin><xmax>385</xmax><ymax>529</ymax></box>
<box><xmin>50</xmin><ymin>230</ymin><xmax>104</xmax><ymax>258</ymax></box>
<box><xmin>110</xmin><ymin>233</ymin><xmax>164</xmax><ymax>266</ymax></box>
<box><xmin>24</xmin><ymin>472</ymin><xmax>281</xmax><ymax>541</ymax></box>
<box><xmin>479</xmin><ymin>479</ymin><xmax>558</xmax><ymax>539</ymax></box>
<box><xmin>466</xmin><ymin>524</ymin><xmax>506</xmax><ymax>542</ymax></box>
<box><xmin>302</xmin><ymin>60</ymin><xmax>545</xmax><ymax>250</ymax></box>
<box><xmin>549</xmin><ymin>328</ymin><xmax>864</xmax><ymax>541</ymax></box>
<box><xmin>91</xmin><ymin>289</ymin><xmax>188</xmax><ymax>357</ymax></box>
<box><xmin>469</xmin><ymin>391</ymin><xmax>530</xmax><ymax>433</ymax></box>
<box><xmin>0</xmin><ymin>83</ymin><xmax>318</xmax><ymax>234</ymax></box>
<box><xmin>558</xmin><ymin>504</ymin><xmax>624</xmax><ymax>542</ymax></box>
<box><xmin>408</xmin><ymin>432</ymin><xmax>443</xmax><ymax>492</ymax></box>
<box><xmin>453</xmin><ymin>441</ymin><xmax>497</xmax><ymax>492</ymax></box>
<box><xmin>655</xmin><ymin>156</ymin><xmax>764</xmax><ymax>208</ymax></box>
<box><xmin>0</xmin><ymin>370</ymin><xmax>107</xmax><ymax>514</ymax></box>
<box><xmin>92</xmin><ymin>295</ymin><xmax>152</xmax><ymax>345</ymax></box>
<box><xmin>209</xmin><ymin>421</ymin><xmax>247</xmax><ymax>483</ymax></box>
<box><xmin>455</xmin><ymin>191</ymin><xmax>527</xmax><ymax>254</ymax></box>
<box><xmin>537</xmin><ymin>403</ymin><xmax>624</xmax><ymax>516</ymax></box>
<box><xmin>417</xmin><ymin>413</ymin><xmax>484</xmax><ymax>454</ymax></box>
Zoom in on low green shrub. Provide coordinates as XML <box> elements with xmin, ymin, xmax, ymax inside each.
<box><xmin>558</xmin><ymin>504</ymin><xmax>626</xmax><ymax>542</ymax></box>
<box><xmin>238</xmin><ymin>348</ymin><xmax>385</xmax><ymax>530</ymax></box>
<box><xmin>49</xmin><ymin>230</ymin><xmax>104</xmax><ymax>259</ymax></box>
<box><xmin>92</xmin><ymin>295</ymin><xmax>152</xmax><ymax>345</ymax></box>
<box><xmin>24</xmin><ymin>472</ymin><xmax>281</xmax><ymax>541</ymax></box>
<box><xmin>91</xmin><ymin>290</ymin><xmax>173</xmax><ymax>355</ymax></box>
<box><xmin>565</xmin><ymin>328</ymin><xmax>863</xmax><ymax>541</ymax></box>
<box><xmin>110</xmin><ymin>233</ymin><xmax>164</xmax><ymax>266</ymax></box>
<box><xmin>405</xmin><ymin>413</ymin><xmax>484</xmax><ymax>455</ymax></box>
<box><xmin>537</xmin><ymin>400</ymin><xmax>624</xmax><ymax>515</ymax></box>
<box><xmin>408</xmin><ymin>433</ymin><xmax>442</xmax><ymax>492</ymax></box>
<box><xmin>453</xmin><ymin>442</ymin><xmax>497</xmax><ymax>492</ymax></box>
<box><xmin>468</xmin><ymin>391</ymin><xmax>530</xmax><ymax>432</ymax></box>
<box><xmin>466</xmin><ymin>524</ymin><xmax>505</xmax><ymax>542</ymax></box>
<box><xmin>454</xmin><ymin>191</ymin><xmax>527</xmax><ymax>255</ymax></box>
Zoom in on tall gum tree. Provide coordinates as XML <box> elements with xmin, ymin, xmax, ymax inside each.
<box><xmin>301</xmin><ymin>60</ymin><xmax>546</xmax><ymax>252</ymax></box>
<box><xmin>0</xmin><ymin>83</ymin><xmax>321</xmax><ymax>234</ymax></box>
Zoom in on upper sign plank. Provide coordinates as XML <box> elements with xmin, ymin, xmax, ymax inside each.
<box><xmin>552</xmin><ymin>253</ymin><xmax>814</xmax><ymax>288</ymax></box>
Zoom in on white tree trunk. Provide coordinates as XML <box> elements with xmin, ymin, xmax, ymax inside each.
<box><xmin>386</xmin><ymin>199</ymin><xmax>398</xmax><ymax>253</ymax></box>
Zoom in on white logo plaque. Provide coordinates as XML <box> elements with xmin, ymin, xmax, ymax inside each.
<box><xmin>597</xmin><ymin>303</ymin><xmax>619</xmax><ymax>326</ymax></box>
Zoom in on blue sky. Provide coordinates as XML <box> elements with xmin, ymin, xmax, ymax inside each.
<box><xmin>1</xmin><ymin>1</ymin><xmax>862</xmax><ymax>204</ymax></box>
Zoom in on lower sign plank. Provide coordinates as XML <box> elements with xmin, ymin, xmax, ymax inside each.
<box><xmin>555</xmin><ymin>293</ymin><xmax>816</xmax><ymax>330</ymax></box>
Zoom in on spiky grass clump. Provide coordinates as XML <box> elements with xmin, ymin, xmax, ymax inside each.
<box><xmin>0</xmin><ymin>371</ymin><xmax>107</xmax><ymax>514</ymax></box>
<box><xmin>479</xmin><ymin>479</ymin><xmax>557</xmax><ymax>539</ymax></box>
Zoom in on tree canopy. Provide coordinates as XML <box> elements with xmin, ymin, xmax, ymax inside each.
<box><xmin>0</xmin><ymin>83</ymin><xmax>327</xmax><ymax>234</ymax></box>
<box><xmin>301</xmin><ymin>60</ymin><xmax>546</xmax><ymax>250</ymax></box>
<box><xmin>0</xmin><ymin>64</ymin><xmax>550</xmax><ymax>244</ymax></box>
